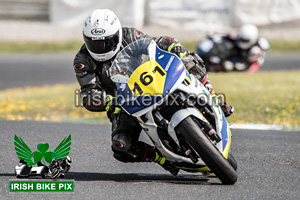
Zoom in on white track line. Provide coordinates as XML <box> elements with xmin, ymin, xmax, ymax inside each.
<box><xmin>230</xmin><ymin>123</ymin><xmax>299</xmax><ymax>131</ymax></box>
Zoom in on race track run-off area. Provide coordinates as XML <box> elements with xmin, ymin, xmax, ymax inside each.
<box><xmin>0</xmin><ymin>53</ymin><xmax>299</xmax><ymax>90</ymax></box>
<box><xmin>1</xmin><ymin>120</ymin><xmax>299</xmax><ymax>200</ymax></box>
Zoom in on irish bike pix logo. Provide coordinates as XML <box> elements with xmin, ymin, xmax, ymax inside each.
<box><xmin>14</xmin><ymin>134</ymin><xmax>72</xmax><ymax>179</ymax></box>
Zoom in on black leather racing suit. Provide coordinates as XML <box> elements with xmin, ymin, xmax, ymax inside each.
<box><xmin>73</xmin><ymin>27</ymin><xmax>207</xmax><ymax>163</ymax></box>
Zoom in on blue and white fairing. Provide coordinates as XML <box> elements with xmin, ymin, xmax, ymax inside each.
<box><xmin>110</xmin><ymin>39</ymin><xmax>187</xmax><ymax>116</ymax></box>
<box><xmin>110</xmin><ymin>39</ymin><xmax>232</xmax><ymax>170</ymax></box>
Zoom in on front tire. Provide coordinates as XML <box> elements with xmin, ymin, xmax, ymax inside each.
<box><xmin>227</xmin><ymin>153</ymin><xmax>237</xmax><ymax>171</ymax></box>
<box><xmin>176</xmin><ymin>116</ymin><xmax>237</xmax><ymax>185</ymax></box>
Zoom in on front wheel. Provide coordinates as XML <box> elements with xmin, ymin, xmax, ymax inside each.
<box><xmin>176</xmin><ymin>116</ymin><xmax>237</xmax><ymax>185</ymax></box>
<box><xmin>227</xmin><ymin>153</ymin><xmax>237</xmax><ymax>171</ymax></box>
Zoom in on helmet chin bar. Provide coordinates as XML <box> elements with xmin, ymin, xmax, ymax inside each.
<box><xmin>237</xmin><ymin>41</ymin><xmax>251</xmax><ymax>50</ymax></box>
<box><xmin>88</xmin><ymin>44</ymin><xmax>120</xmax><ymax>61</ymax></box>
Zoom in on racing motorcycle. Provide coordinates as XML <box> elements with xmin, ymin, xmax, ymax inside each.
<box><xmin>197</xmin><ymin>35</ymin><xmax>256</xmax><ymax>72</ymax></box>
<box><xmin>109</xmin><ymin>38</ymin><xmax>237</xmax><ymax>184</ymax></box>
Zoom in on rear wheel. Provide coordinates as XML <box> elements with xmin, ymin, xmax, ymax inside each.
<box><xmin>176</xmin><ymin>116</ymin><xmax>237</xmax><ymax>185</ymax></box>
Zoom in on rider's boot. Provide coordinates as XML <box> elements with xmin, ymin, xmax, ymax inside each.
<box><xmin>153</xmin><ymin>152</ymin><xmax>180</xmax><ymax>176</ymax></box>
<box><xmin>112</xmin><ymin>139</ymin><xmax>180</xmax><ymax>176</ymax></box>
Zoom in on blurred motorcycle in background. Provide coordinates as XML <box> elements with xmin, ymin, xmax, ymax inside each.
<box><xmin>197</xmin><ymin>24</ymin><xmax>270</xmax><ymax>73</ymax></box>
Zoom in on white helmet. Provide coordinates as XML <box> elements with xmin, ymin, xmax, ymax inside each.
<box><xmin>236</xmin><ymin>24</ymin><xmax>258</xmax><ymax>50</ymax></box>
<box><xmin>83</xmin><ymin>9</ymin><xmax>122</xmax><ymax>61</ymax></box>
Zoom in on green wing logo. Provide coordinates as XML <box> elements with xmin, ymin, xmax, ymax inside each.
<box><xmin>14</xmin><ymin>135</ymin><xmax>35</xmax><ymax>166</ymax></box>
<box><xmin>52</xmin><ymin>135</ymin><xmax>72</xmax><ymax>160</ymax></box>
<box><xmin>14</xmin><ymin>135</ymin><xmax>71</xmax><ymax>166</ymax></box>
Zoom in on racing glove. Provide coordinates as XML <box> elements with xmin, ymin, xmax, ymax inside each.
<box><xmin>155</xmin><ymin>36</ymin><xmax>187</xmax><ymax>58</ymax></box>
<box><xmin>169</xmin><ymin>43</ymin><xmax>187</xmax><ymax>58</ymax></box>
<box><xmin>181</xmin><ymin>53</ymin><xmax>215</xmax><ymax>94</ymax></box>
<box><xmin>105</xmin><ymin>96</ymin><xmax>121</xmax><ymax>122</ymax></box>
<box><xmin>182</xmin><ymin>53</ymin><xmax>207</xmax><ymax>82</ymax></box>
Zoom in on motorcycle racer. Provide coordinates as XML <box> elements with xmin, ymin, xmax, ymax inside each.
<box><xmin>197</xmin><ymin>24</ymin><xmax>270</xmax><ymax>72</ymax></box>
<box><xmin>73</xmin><ymin>9</ymin><xmax>233</xmax><ymax>175</ymax></box>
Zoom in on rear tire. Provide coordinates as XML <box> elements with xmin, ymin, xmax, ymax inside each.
<box><xmin>176</xmin><ymin>116</ymin><xmax>237</xmax><ymax>185</ymax></box>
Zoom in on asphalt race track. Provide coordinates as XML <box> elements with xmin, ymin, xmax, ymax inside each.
<box><xmin>0</xmin><ymin>120</ymin><xmax>299</xmax><ymax>200</ymax></box>
<box><xmin>0</xmin><ymin>53</ymin><xmax>299</xmax><ymax>90</ymax></box>
<box><xmin>0</xmin><ymin>53</ymin><xmax>299</xmax><ymax>199</ymax></box>
<box><xmin>0</xmin><ymin>54</ymin><xmax>77</xmax><ymax>90</ymax></box>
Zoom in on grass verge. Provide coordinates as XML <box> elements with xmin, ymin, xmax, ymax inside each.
<box><xmin>0</xmin><ymin>71</ymin><xmax>299</xmax><ymax>127</ymax></box>
<box><xmin>0</xmin><ymin>41</ymin><xmax>84</xmax><ymax>54</ymax></box>
<box><xmin>0</xmin><ymin>84</ymin><xmax>108</xmax><ymax>123</ymax></box>
<box><xmin>209</xmin><ymin>70</ymin><xmax>300</xmax><ymax>127</ymax></box>
<box><xmin>0</xmin><ymin>39</ymin><xmax>300</xmax><ymax>54</ymax></box>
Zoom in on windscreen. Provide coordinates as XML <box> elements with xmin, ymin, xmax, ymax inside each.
<box><xmin>110</xmin><ymin>38</ymin><xmax>152</xmax><ymax>78</ymax></box>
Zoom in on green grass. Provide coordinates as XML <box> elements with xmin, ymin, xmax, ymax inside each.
<box><xmin>208</xmin><ymin>70</ymin><xmax>300</xmax><ymax>127</ymax></box>
<box><xmin>0</xmin><ymin>71</ymin><xmax>299</xmax><ymax>127</ymax></box>
<box><xmin>266</xmin><ymin>40</ymin><xmax>300</xmax><ymax>53</ymax></box>
<box><xmin>0</xmin><ymin>84</ymin><xmax>108</xmax><ymax>123</ymax></box>
<box><xmin>0</xmin><ymin>39</ymin><xmax>300</xmax><ymax>54</ymax></box>
<box><xmin>0</xmin><ymin>40</ymin><xmax>83</xmax><ymax>54</ymax></box>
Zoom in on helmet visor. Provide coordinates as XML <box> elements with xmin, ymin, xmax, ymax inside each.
<box><xmin>84</xmin><ymin>30</ymin><xmax>120</xmax><ymax>54</ymax></box>
<box><xmin>238</xmin><ymin>37</ymin><xmax>250</xmax><ymax>44</ymax></box>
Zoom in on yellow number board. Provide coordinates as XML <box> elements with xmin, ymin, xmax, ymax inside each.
<box><xmin>127</xmin><ymin>60</ymin><xmax>167</xmax><ymax>96</ymax></box>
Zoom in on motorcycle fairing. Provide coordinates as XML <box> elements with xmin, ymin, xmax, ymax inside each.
<box><xmin>154</xmin><ymin>47</ymin><xmax>185</xmax><ymax>96</ymax></box>
<box><xmin>111</xmin><ymin>39</ymin><xmax>233</xmax><ymax>172</ymax></box>
<box><xmin>114</xmin><ymin>43</ymin><xmax>185</xmax><ymax>115</ymax></box>
<box><xmin>220</xmin><ymin>111</ymin><xmax>231</xmax><ymax>158</ymax></box>
<box><xmin>211</xmin><ymin>104</ymin><xmax>231</xmax><ymax>158</ymax></box>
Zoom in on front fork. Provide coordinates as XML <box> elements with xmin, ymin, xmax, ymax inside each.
<box><xmin>177</xmin><ymin>91</ymin><xmax>221</xmax><ymax>144</ymax></box>
<box><xmin>153</xmin><ymin>107</ymin><xmax>220</xmax><ymax>164</ymax></box>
